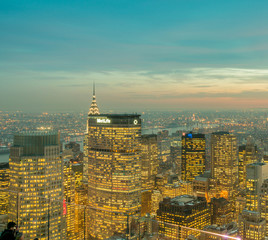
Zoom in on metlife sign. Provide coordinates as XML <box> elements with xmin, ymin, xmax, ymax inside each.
<box><xmin>97</xmin><ymin>118</ymin><xmax>111</xmax><ymax>124</ymax></box>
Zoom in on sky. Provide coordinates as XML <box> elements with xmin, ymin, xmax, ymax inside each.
<box><xmin>0</xmin><ymin>0</ymin><xmax>268</xmax><ymax>112</ymax></box>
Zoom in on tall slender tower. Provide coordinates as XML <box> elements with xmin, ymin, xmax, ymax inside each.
<box><xmin>84</xmin><ymin>83</ymin><xmax>100</xmax><ymax>182</ymax></box>
<box><xmin>86</xmin><ymin>114</ymin><xmax>141</xmax><ymax>239</ymax></box>
<box><xmin>88</xmin><ymin>82</ymin><xmax>100</xmax><ymax>116</ymax></box>
<box><xmin>8</xmin><ymin>131</ymin><xmax>64</xmax><ymax>240</ymax></box>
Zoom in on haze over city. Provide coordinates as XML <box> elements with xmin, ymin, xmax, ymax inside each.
<box><xmin>1</xmin><ymin>0</ymin><xmax>268</xmax><ymax>112</ymax></box>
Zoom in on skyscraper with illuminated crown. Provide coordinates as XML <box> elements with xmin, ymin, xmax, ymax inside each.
<box><xmin>83</xmin><ymin>83</ymin><xmax>100</xmax><ymax>183</ymax></box>
<box><xmin>84</xmin><ymin>86</ymin><xmax>142</xmax><ymax>239</ymax></box>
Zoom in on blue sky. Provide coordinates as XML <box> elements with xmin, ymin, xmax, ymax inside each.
<box><xmin>1</xmin><ymin>0</ymin><xmax>268</xmax><ymax>112</ymax></box>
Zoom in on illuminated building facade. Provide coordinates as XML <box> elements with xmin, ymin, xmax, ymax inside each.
<box><xmin>86</xmin><ymin>114</ymin><xmax>141</xmax><ymax>239</ymax></box>
<box><xmin>72</xmin><ymin>163</ymin><xmax>83</xmax><ymax>187</ymax></box>
<box><xmin>155</xmin><ymin>173</ymin><xmax>168</xmax><ymax>190</ymax></box>
<box><xmin>239</xmin><ymin>210</ymin><xmax>266</xmax><ymax>240</ymax></box>
<box><xmin>211</xmin><ymin>132</ymin><xmax>238</xmax><ymax>201</ymax></box>
<box><xmin>74</xmin><ymin>184</ymin><xmax>88</xmax><ymax>239</ymax></box>
<box><xmin>236</xmin><ymin>195</ymin><xmax>247</xmax><ymax>222</ymax></box>
<box><xmin>8</xmin><ymin>131</ymin><xmax>64</xmax><ymax>240</ymax></box>
<box><xmin>210</xmin><ymin>197</ymin><xmax>233</xmax><ymax>226</ymax></box>
<box><xmin>157</xmin><ymin>195</ymin><xmax>210</xmax><ymax>239</ymax></box>
<box><xmin>170</xmin><ymin>145</ymin><xmax>181</xmax><ymax>176</ymax></box>
<box><xmin>141</xmin><ymin>190</ymin><xmax>152</xmax><ymax>216</ymax></box>
<box><xmin>0</xmin><ymin>163</ymin><xmax>9</xmax><ymax>215</ymax></box>
<box><xmin>161</xmin><ymin>181</ymin><xmax>193</xmax><ymax>198</ymax></box>
<box><xmin>63</xmin><ymin>159</ymin><xmax>76</xmax><ymax>239</ymax></box>
<box><xmin>151</xmin><ymin>190</ymin><xmax>163</xmax><ymax>216</ymax></box>
<box><xmin>193</xmin><ymin>171</ymin><xmax>211</xmax><ymax>202</ymax></box>
<box><xmin>245</xmin><ymin>162</ymin><xmax>268</xmax><ymax>212</ymax></box>
<box><xmin>239</xmin><ymin>143</ymin><xmax>258</xmax><ymax>189</ymax></box>
<box><xmin>140</xmin><ymin>134</ymin><xmax>158</xmax><ymax>217</ymax></box>
<box><xmin>181</xmin><ymin>133</ymin><xmax>206</xmax><ymax>182</ymax></box>
<box><xmin>141</xmin><ymin>134</ymin><xmax>158</xmax><ymax>190</ymax></box>
<box><xmin>260</xmin><ymin>179</ymin><xmax>268</xmax><ymax>237</ymax></box>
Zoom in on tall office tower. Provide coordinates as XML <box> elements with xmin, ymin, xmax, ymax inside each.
<box><xmin>86</xmin><ymin>114</ymin><xmax>141</xmax><ymax>239</ymax></box>
<box><xmin>83</xmin><ymin>84</ymin><xmax>100</xmax><ymax>183</ymax></box>
<box><xmin>140</xmin><ymin>135</ymin><xmax>158</xmax><ymax>217</ymax></box>
<box><xmin>157</xmin><ymin>195</ymin><xmax>210</xmax><ymax>239</ymax></box>
<box><xmin>8</xmin><ymin>131</ymin><xmax>64</xmax><ymax>240</ymax></box>
<box><xmin>260</xmin><ymin>179</ymin><xmax>268</xmax><ymax>237</ymax></box>
<box><xmin>0</xmin><ymin>163</ymin><xmax>9</xmax><ymax>215</ymax></box>
<box><xmin>170</xmin><ymin>145</ymin><xmax>181</xmax><ymax>176</ymax></box>
<box><xmin>141</xmin><ymin>134</ymin><xmax>158</xmax><ymax>190</ymax></box>
<box><xmin>239</xmin><ymin>210</ymin><xmax>266</xmax><ymax>240</ymax></box>
<box><xmin>63</xmin><ymin>159</ymin><xmax>76</xmax><ymax>239</ymax></box>
<box><xmin>181</xmin><ymin>133</ymin><xmax>206</xmax><ymax>182</ymax></box>
<box><xmin>238</xmin><ymin>142</ymin><xmax>258</xmax><ymax>189</ymax></box>
<box><xmin>245</xmin><ymin>162</ymin><xmax>268</xmax><ymax>212</ymax></box>
<box><xmin>211</xmin><ymin>132</ymin><xmax>238</xmax><ymax>201</ymax></box>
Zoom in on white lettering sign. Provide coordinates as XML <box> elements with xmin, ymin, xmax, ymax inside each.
<box><xmin>97</xmin><ymin>118</ymin><xmax>111</xmax><ymax>124</ymax></box>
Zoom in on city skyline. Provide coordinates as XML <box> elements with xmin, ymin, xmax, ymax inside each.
<box><xmin>1</xmin><ymin>0</ymin><xmax>268</xmax><ymax>112</ymax></box>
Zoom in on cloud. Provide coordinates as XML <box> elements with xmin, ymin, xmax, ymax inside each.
<box><xmin>1</xmin><ymin>67</ymin><xmax>267</xmax><ymax>111</ymax></box>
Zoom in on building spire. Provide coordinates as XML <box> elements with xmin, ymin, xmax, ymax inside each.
<box><xmin>88</xmin><ymin>82</ymin><xmax>100</xmax><ymax>115</ymax></box>
<box><xmin>93</xmin><ymin>81</ymin><xmax>95</xmax><ymax>96</ymax></box>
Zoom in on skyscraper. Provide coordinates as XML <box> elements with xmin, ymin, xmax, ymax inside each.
<box><xmin>238</xmin><ymin>142</ymin><xmax>258</xmax><ymax>189</ymax></box>
<box><xmin>63</xmin><ymin>159</ymin><xmax>76</xmax><ymax>239</ymax></box>
<box><xmin>260</xmin><ymin>179</ymin><xmax>268</xmax><ymax>237</ymax></box>
<box><xmin>170</xmin><ymin>145</ymin><xmax>181</xmax><ymax>176</ymax></box>
<box><xmin>83</xmin><ymin>83</ymin><xmax>100</xmax><ymax>183</ymax></box>
<box><xmin>211</xmin><ymin>132</ymin><xmax>238</xmax><ymax>201</ymax></box>
<box><xmin>8</xmin><ymin>131</ymin><xmax>64</xmax><ymax>240</ymax></box>
<box><xmin>88</xmin><ymin>82</ymin><xmax>100</xmax><ymax>116</ymax></box>
<box><xmin>85</xmin><ymin>114</ymin><xmax>141</xmax><ymax>239</ymax></box>
<box><xmin>245</xmin><ymin>162</ymin><xmax>268</xmax><ymax>212</ymax></box>
<box><xmin>141</xmin><ymin>134</ymin><xmax>158</xmax><ymax>190</ymax></box>
<box><xmin>0</xmin><ymin>162</ymin><xmax>9</xmax><ymax>215</ymax></box>
<box><xmin>181</xmin><ymin>133</ymin><xmax>206</xmax><ymax>182</ymax></box>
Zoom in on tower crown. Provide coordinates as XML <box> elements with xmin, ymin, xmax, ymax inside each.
<box><xmin>88</xmin><ymin>82</ymin><xmax>100</xmax><ymax>115</ymax></box>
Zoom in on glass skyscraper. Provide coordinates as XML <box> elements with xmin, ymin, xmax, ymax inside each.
<box><xmin>85</xmin><ymin>114</ymin><xmax>141</xmax><ymax>239</ymax></box>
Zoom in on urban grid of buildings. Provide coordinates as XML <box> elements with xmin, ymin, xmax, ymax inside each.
<box><xmin>0</xmin><ymin>87</ymin><xmax>268</xmax><ymax>240</ymax></box>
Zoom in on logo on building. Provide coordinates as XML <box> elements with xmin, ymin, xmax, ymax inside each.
<box><xmin>97</xmin><ymin>118</ymin><xmax>111</xmax><ymax>124</ymax></box>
